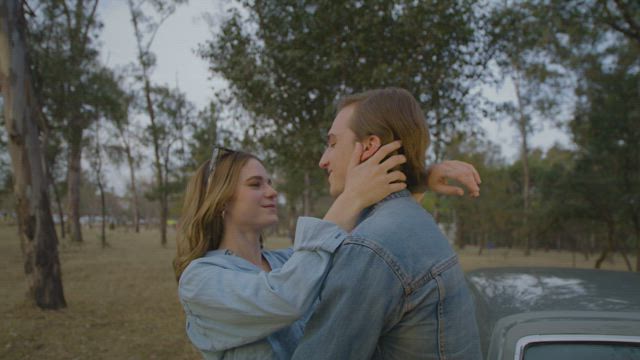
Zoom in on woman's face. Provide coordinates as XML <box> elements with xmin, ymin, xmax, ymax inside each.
<box><xmin>225</xmin><ymin>159</ymin><xmax>278</xmax><ymax>231</ymax></box>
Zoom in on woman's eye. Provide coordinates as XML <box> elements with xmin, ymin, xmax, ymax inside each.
<box><xmin>249</xmin><ymin>183</ymin><xmax>260</xmax><ymax>188</ymax></box>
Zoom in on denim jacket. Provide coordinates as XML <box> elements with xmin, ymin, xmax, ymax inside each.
<box><xmin>178</xmin><ymin>218</ymin><xmax>347</xmax><ymax>359</ymax></box>
<box><xmin>292</xmin><ymin>190</ymin><xmax>482</xmax><ymax>359</ymax></box>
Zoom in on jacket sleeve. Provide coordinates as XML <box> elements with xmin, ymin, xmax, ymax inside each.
<box><xmin>292</xmin><ymin>241</ymin><xmax>404</xmax><ymax>360</ymax></box>
<box><xmin>178</xmin><ymin>217</ymin><xmax>347</xmax><ymax>351</ymax></box>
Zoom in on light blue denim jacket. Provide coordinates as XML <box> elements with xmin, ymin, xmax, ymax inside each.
<box><xmin>180</xmin><ymin>190</ymin><xmax>482</xmax><ymax>359</ymax></box>
<box><xmin>178</xmin><ymin>217</ymin><xmax>347</xmax><ymax>359</ymax></box>
<box><xmin>292</xmin><ymin>190</ymin><xmax>482</xmax><ymax>359</ymax></box>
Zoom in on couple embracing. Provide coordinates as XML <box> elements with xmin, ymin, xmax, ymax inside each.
<box><xmin>174</xmin><ymin>88</ymin><xmax>482</xmax><ymax>359</ymax></box>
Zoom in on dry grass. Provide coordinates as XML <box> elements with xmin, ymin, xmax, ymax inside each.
<box><xmin>0</xmin><ymin>225</ymin><xmax>199</xmax><ymax>360</ymax></box>
<box><xmin>0</xmin><ymin>224</ymin><xmax>634</xmax><ymax>359</ymax></box>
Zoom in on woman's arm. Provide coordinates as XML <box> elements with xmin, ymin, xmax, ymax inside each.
<box><xmin>179</xmin><ymin>218</ymin><xmax>347</xmax><ymax>351</ymax></box>
<box><xmin>178</xmin><ymin>141</ymin><xmax>407</xmax><ymax>351</ymax></box>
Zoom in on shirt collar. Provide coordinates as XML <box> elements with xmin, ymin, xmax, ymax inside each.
<box><xmin>357</xmin><ymin>189</ymin><xmax>411</xmax><ymax>225</ymax></box>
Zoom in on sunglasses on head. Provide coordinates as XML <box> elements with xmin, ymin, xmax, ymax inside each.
<box><xmin>206</xmin><ymin>146</ymin><xmax>235</xmax><ymax>185</ymax></box>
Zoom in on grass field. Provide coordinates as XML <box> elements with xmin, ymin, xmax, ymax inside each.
<box><xmin>0</xmin><ymin>224</ymin><xmax>634</xmax><ymax>359</ymax></box>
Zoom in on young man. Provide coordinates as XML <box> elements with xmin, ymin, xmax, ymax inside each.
<box><xmin>292</xmin><ymin>88</ymin><xmax>482</xmax><ymax>359</ymax></box>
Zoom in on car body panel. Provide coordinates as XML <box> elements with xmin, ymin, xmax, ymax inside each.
<box><xmin>465</xmin><ymin>267</ymin><xmax>640</xmax><ymax>360</ymax></box>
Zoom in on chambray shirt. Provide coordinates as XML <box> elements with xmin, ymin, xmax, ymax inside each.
<box><xmin>292</xmin><ymin>190</ymin><xmax>482</xmax><ymax>359</ymax></box>
<box><xmin>178</xmin><ymin>217</ymin><xmax>347</xmax><ymax>359</ymax></box>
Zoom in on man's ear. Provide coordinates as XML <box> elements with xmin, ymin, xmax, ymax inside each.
<box><xmin>359</xmin><ymin>135</ymin><xmax>382</xmax><ymax>162</ymax></box>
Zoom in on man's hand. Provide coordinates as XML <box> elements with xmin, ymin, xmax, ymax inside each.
<box><xmin>427</xmin><ymin>160</ymin><xmax>481</xmax><ymax>197</ymax></box>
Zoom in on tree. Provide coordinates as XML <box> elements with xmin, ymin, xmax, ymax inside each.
<box><xmin>0</xmin><ymin>0</ymin><xmax>66</xmax><ymax>309</ymax></box>
<box><xmin>87</xmin><ymin>116</ymin><xmax>108</xmax><ymax>248</ymax></box>
<box><xmin>109</xmin><ymin>92</ymin><xmax>142</xmax><ymax>233</ymax></box>
<box><xmin>527</xmin><ymin>0</ymin><xmax>639</xmax><ymax>269</ymax></box>
<box><xmin>85</xmin><ymin>67</ymin><xmax>125</xmax><ymax>247</ymax></box>
<box><xmin>202</xmin><ymin>0</ymin><xmax>487</xmax><ymax>226</ymax></box>
<box><xmin>488</xmin><ymin>2</ymin><xmax>570</xmax><ymax>255</ymax></box>
<box><xmin>28</xmin><ymin>0</ymin><xmax>106</xmax><ymax>244</ymax></box>
<box><xmin>569</xmin><ymin>42</ymin><xmax>639</xmax><ymax>271</ymax></box>
<box><xmin>127</xmin><ymin>0</ymin><xmax>186</xmax><ymax>246</ymax></box>
<box><xmin>140</xmin><ymin>85</ymin><xmax>193</xmax><ymax>244</ymax></box>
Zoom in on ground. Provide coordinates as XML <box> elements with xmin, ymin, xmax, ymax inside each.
<box><xmin>0</xmin><ymin>224</ymin><xmax>633</xmax><ymax>359</ymax></box>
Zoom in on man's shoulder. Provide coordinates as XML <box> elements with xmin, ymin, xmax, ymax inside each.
<box><xmin>349</xmin><ymin>195</ymin><xmax>454</xmax><ymax>275</ymax></box>
<box><xmin>354</xmin><ymin>195</ymin><xmax>438</xmax><ymax>241</ymax></box>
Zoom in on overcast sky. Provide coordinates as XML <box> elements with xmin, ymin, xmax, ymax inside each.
<box><xmin>98</xmin><ymin>1</ymin><xmax>571</xmax><ymax>194</ymax></box>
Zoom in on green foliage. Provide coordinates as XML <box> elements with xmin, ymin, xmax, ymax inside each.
<box><xmin>569</xmin><ymin>41</ymin><xmax>640</xmax><ymax>242</ymax></box>
<box><xmin>139</xmin><ymin>85</ymin><xmax>194</xmax><ymax>201</ymax></box>
<box><xmin>202</xmin><ymin>0</ymin><xmax>488</xmax><ymax>212</ymax></box>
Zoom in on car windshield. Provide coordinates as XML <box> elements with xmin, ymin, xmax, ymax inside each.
<box><xmin>524</xmin><ymin>341</ymin><xmax>640</xmax><ymax>360</ymax></box>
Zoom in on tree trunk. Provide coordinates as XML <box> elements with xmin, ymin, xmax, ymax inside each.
<box><xmin>629</xmin><ymin>215</ymin><xmax>640</xmax><ymax>272</ymax></box>
<box><xmin>160</xmin><ymin>190</ymin><xmax>168</xmax><ymax>247</ymax></box>
<box><xmin>513</xmin><ymin>71</ymin><xmax>531</xmax><ymax>256</ymax></box>
<box><xmin>52</xmin><ymin>179</ymin><xmax>65</xmax><ymax>239</ymax></box>
<box><xmin>97</xmin><ymin>178</ymin><xmax>107</xmax><ymax>248</ymax></box>
<box><xmin>596</xmin><ymin>220</ymin><xmax>615</xmax><ymax>269</ymax></box>
<box><xmin>129</xmin><ymin>0</ymin><xmax>166</xmax><ymax>245</ymax></box>
<box><xmin>67</xmin><ymin>138</ymin><xmax>83</xmax><ymax>243</ymax></box>
<box><xmin>125</xmin><ymin>148</ymin><xmax>140</xmax><ymax>233</ymax></box>
<box><xmin>636</xmin><ymin>233</ymin><xmax>640</xmax><ymax>272</ymax></box>
<box><xmin>0</xmin><ymin>0</ymin><xmax>66</xmax><ymax>309</ymax></box>
<box><xmin>143</xmin><ymin>75</ymin><xmax>166</xmax><ymax>246</ymax></box>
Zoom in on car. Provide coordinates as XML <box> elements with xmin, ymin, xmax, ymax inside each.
<box><xmin>465</xmin><ymin>267</ymin><xmax>640</xmax><ymax>360</ymax></box>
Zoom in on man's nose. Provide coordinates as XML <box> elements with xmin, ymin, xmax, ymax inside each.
<box><xmin>319</xmin><ymin>150</ymin><xmax>329</xmax><ymax>169</ymax></box>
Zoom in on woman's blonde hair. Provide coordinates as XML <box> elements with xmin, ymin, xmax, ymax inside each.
<box><xmin>173</xmin><ymin>150</ymin><xmax>259</xmax><ymax>281</ymax></box>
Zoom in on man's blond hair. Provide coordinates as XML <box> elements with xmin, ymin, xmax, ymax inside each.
<box><xmin>338</xmin><ymin>87</ymin><xmax>430</xmax><ymax>194</ymax></box>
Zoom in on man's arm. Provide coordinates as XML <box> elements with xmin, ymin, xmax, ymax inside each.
<box><xmin>292</xmin><ymin>242</ymin><xmax>405</xmax><ymax>360</ymax></box>
<box><xmin>426</xmin><ymin>160</ymin><xmax>481</xmax><ymax>197</ymax></box>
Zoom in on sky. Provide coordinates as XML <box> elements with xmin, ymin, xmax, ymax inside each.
<box><xmin>98</xmin><ymin>1</ymin><xmax>571</xmax><ymax>194</ymax></box>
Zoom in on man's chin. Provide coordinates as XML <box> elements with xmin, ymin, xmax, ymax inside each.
<box><xmin>329</xmin><ymin>186</ymin><xmax>344</xmax><ymax>199</ymax></box>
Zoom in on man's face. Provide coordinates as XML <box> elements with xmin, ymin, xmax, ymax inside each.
<box><xmin>319</xmin><ymin>104</ymin><xmax>358</xmax><ymax>198</ymax></box>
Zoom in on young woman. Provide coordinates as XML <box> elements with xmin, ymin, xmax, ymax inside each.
<box><xmin>174</xmin><ymin>142</ymin><xmax>479</xmax><ymax>359</ymax></box>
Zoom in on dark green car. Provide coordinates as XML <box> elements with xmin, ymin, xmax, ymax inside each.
<box><xmin>466</xmin><ymin>267</ymin><xmax>640</xmax><ymax>360</ymax></box>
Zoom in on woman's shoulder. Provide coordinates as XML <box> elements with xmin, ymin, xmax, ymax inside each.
<box><xmin>185</xmin><ymin>250</ymin><xmax>253</xmax><ymax>273</ymax></box>
<box><xmin>263</xmin><ymin>247</ymin><xmax>294</xmax><ymax>267</ymax></box>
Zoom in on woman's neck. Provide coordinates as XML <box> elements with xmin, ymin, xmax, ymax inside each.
<box><xmin>219</xmin><ymin>224</ymin><xmax>270</xmax><ymax>271</ymax></box>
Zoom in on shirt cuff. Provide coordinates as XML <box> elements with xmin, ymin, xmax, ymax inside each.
<box><xmin>293</xmin><ymin>217</ymin><xmax>348</xmax><ymax>253</ymax></box>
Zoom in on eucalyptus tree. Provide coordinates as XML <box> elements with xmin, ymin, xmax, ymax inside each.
<box><xmin>87</xmin><ymin>116</ymin><xmax>109</xmax><ymax>248</ymax></box>
<box><xmin>568</xmin><ymin>43</ymin><xmax>639</xmax><ymax>271</ymax></box>
<box><xmin>139</xmin><ymin>85</ymin><xmax>194</xmax><ymax>245</ymax></box>
<box><xmin>127</xmin><ymin>0</ymin><xmax>187</xmax><ymax>245</ymax></box>
<box><xmin>86</xmin><ymin>67</ymin><xmax>125</xmax><ymax>247</ymax></box>
<box><xmin>105</xmin><ymin>78</ymin><xmax>143</xmax><ymax>233</ymax></box>
<box><xmin>521</xmin><ymin>0</ymin><xmax>639</xmax><ymax>269</ymax></box>
<box><xmin>0</xmin><ymin>0</ymin><xmax>66</xmax><ymax>309</ymax></box>
<box><xmin>202</xmin><ymin>0</ymin><xmax>487</xmax><ymax>222</ymax></box>
<box><xmin>488</xmin><ymin>2</ymin><xmax>570</xmax><ymax>255</ymax></box>
<box><xmin>27</xmin><ymin>0</ymin><xmax>108</xmax><ymax>244</ymax></box>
